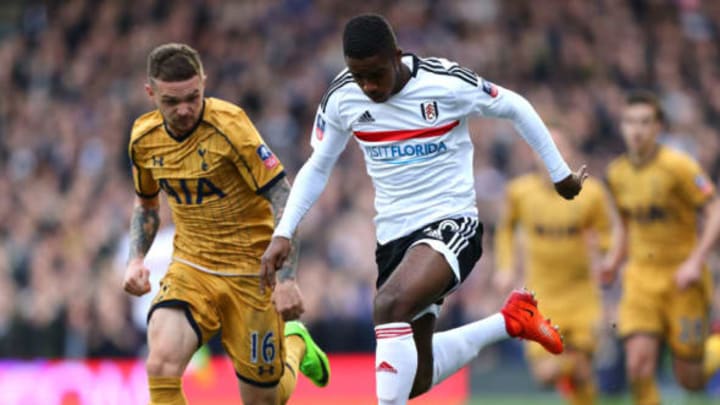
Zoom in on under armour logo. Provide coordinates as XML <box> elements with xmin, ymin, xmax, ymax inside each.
<box><xmin>258</xmin><ymin>365</ymin><xmax>275</xmax><ymax>376</ymax></box>
<box><xmin>357</xmin><ymin>110</ymin><xmax>375</xmax><ymax>123</ymax></box>
<box><xmin>376</xmin><ymin>361</ymin><xmax>397</xmax><ymax>374</ymax></box>
<box><xmin>152</xmin><ymin>156</ymin><xmax>164</xmax><ymax>167</ymax></box>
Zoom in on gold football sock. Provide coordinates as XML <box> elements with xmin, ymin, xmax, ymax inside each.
<box><xmin>630</xmin><ymin>376</ymin><xmax>660</xmax><ymax>405</ymax></box>
<box><xmin>277</xmin><ymin>335</ymin><xmax>306</xmax><ymax>404</ymax></box>
<box><xmin>567</xmin><ymin>380</ymin><xmax>596</xmax><ymax>405</ymax></box>
<box><xmin>148</xmin><ymin>376</ymin><xmax>187</xmax><ymax>405</ymax></box>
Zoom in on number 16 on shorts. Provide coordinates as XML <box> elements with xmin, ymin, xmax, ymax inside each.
<box><xmin>250</xmin><ymin>331</ymin><xmax>276</xmax><ymax>366</ymax></box>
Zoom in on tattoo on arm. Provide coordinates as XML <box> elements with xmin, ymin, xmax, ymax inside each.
<box><xmin>127</xmin><ymin>204</ymin><xmax>160</xmax><ymax>263</ymax></box>
<box><xmin>262</xmin><ymin>178</ymin><xmax>299</xmax><ymax>281</ymax></box>
<box><xmin>277</xmin><ymin>238</ymin><xmax>299</xmax><ymax>281</ymax></box>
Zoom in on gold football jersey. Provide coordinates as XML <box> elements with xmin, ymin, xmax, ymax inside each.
<box><xmin>129</xmin><ymin>98</ymin><xmax>285</xmax><ymax>275</ymax></box>
<box><xmin>606</xmin><ymin>146</ymin><xmax>715</xmax><ymax>268</ymax></box>
<box><xmin>495</xmin><ymin>175</ymin><xmax>611</xmax><ymax>303</ymax></box>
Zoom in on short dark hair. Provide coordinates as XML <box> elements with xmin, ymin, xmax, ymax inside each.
<box><xmin>626</xmin><ymin>90</ymin><xmax>665</xmax><ymax>123</ymax></box>
<box><xmin>147</xmin><ymin>43</ymin><xmax>204</xmax><ymax>82</ymax></box>
<box><xmin>343</xmin><ymin>14</ymin><xmax>397</xmax><ymax>59</ymax></box>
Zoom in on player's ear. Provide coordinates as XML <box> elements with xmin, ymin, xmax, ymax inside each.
<box><xmin>144</xmin><ymin>82</ymin><xmax>154</xmax><ymax>98</ymax></box>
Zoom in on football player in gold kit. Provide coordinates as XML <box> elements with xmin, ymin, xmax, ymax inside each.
<box><xmin>122</xmin><ymin>43</ymin><xmax>329</xmax><ymax>405</ymax></box>
<box><xmin>602</xmin><ymin>91</ymin><xmax>720</xmax><ymax>404</ymax></box>
<box><xmin>494</xmin><ymin>131</ymin><xmax>613</xmax><ymax>405</ymax></box>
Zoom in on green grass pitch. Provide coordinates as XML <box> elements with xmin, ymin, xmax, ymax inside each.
<box><xmin>466</xmin><ymin>394</ymin><xmax>716</xmax><ymax>405</ymax></box>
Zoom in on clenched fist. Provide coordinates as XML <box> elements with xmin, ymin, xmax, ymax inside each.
<box><xmin>123</xmin><ymin>258</ymin><xmax>151</xmax><ymax>296</ymax></box>
<box><xmin>554</xmin><ymin>165</ymin><xmax>588</xmax><ymax>200</ymax></box>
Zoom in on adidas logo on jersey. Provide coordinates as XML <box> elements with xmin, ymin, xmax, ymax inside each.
<box><xmin>357</xmin><ymin>110</ymin><xmax>375</xmax><ymax>123</ymax></box>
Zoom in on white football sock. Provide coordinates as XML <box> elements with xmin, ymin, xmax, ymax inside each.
<box><xmin>431</xmin><ymin>313</ymin><xmax>509</xmax><ymax>386</ymax></box>
<box><xmin>375</xmin><ymin>322</ymin><xmax>417</xmax><ymax>405</ymax></box>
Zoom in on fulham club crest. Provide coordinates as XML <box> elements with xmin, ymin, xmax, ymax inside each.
<box><xmin>420</xmin><ymin>101</ymin><xmax>439</xmax><ymax>123</ymax></box>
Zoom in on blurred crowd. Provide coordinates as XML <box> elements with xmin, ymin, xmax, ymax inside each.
<box><xmin>1</xmin><ymin>0</ymin><xmax>720</xmax><ymax>362</ymax></box>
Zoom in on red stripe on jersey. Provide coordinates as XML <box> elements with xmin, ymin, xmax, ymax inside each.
<box><xmin>354</xmin><ymin>120</ymin><xmax>460</xmax><ymax>142</ymax></box>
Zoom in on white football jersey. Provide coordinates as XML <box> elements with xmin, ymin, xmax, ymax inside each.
<box><xmin>275</xmin><ymin>54</ymin><xmax>570</xmax><ymax>244</ymax></box>
<box><xmin>312</xmin><ymin>55</ymin><xmax>501</xmax><ymax>243</ymax></box>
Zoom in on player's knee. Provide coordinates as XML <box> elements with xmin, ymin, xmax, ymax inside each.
<box><xmin>146</xmin><ymin>348</ymin><xmax>186</xmax><ymax>377</ymax></box>
<box><xmin>373</xmin><ymin>289</ymin><xmax>416</xmax><ymax>323</ymax></box>
<box><xmin>626</xmin><ymin>353</ymin><xmax>653</xmax><ymax>380</ymax></box>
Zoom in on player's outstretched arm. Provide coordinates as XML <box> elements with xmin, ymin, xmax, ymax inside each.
<box><xmin>260</xmin><ymin>110</ymin><xmax>350</xmax><ymax>294</ymax></box>
<box><xmin>480</xmin><ymin>87</ymin><xmax>584</xmax><ymax>199</ymax></box>
<box><xmin>259</xmin><ymin>152</ymin><xmax>336</xmax><ymax>291</ymax></box>
<box><xmin>260</xmin><ymin>178</ymin><xmax>304</xmax><ymax>320</ymax></box>
<box><xmin>123</xmin><ymin>195</ymin><xmax>159</xmax><ymax>296</ymax></box>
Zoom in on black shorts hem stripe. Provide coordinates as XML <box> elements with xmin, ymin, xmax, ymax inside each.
<box><xmin>669</xmin><ymin>351</ymin><xmax>705</xmax><ymax>363</ymax></box>
<box><xmin>235</xmin><ymin>370</ymin><xmax>281</xmax><ymax>388</ymax></box>
<box><xmin>255</xmin><ymin>171</ymin><xmax>286</xmax><ymax>195</ymax></box>
<box><xmin>147</xmin><ymin>300</ymin><xmax>203</xmax><ymax>349</ymax></box>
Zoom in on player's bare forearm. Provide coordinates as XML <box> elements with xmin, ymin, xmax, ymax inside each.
<box><xmin>262</xmin><ymin>178</ymin><xmax>299</xmax><ymax>280</ymax></box>
<box><xmin>276</xmin><ymin>239</ymin><xmax>299</xmax><ymax>281</ymax></box>
<box><xmin>606</xmin><ymin>216</ymin><xmax>628</xmax><ymax>270</ymax></box>
<box><xmin>127</xmin><ymin>196</ymin><xmax>160</xmax><ymax>263</ymax></box>
<box><xmin>692</xmin><ymin>197</ymin><xmax>720</xmax><ymax>261</ymax></box>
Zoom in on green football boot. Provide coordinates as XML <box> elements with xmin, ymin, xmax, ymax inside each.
<box><xmin>285</xmin><ymin>320</ymin><xmax>330</xmax><ymax>387</ymax></box>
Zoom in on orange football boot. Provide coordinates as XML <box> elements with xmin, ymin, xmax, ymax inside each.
<box><xmin>501</xmin><ymin>288</ymin><xmax>564</xmax><ymax>354</ymax></box>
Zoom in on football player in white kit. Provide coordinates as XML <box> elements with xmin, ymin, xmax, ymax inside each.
<box><xmin>261</xmin><ymin>14</ymin><xmax>586</xmax><ymax>405</ymax></box>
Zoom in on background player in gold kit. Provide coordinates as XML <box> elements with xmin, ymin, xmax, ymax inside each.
<box><xmin>122</xmin><ymin>43</ymin><xmax>329</xmax><ymax>405</ymax></box>
<box><xmin>494</xmin><ymin>130</ymin><xmax>613</xmax><ymax>405</ymax></box>
<box><xmin>602</xmin><ymin>91</ymin><xmax>720</xmax><ymax>405</ymax></box>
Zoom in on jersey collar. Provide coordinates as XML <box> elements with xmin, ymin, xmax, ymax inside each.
<box><xmin>404</xmin><ymin>53</ymin><xmax>420</xmax><ymax>77</ymax></box>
